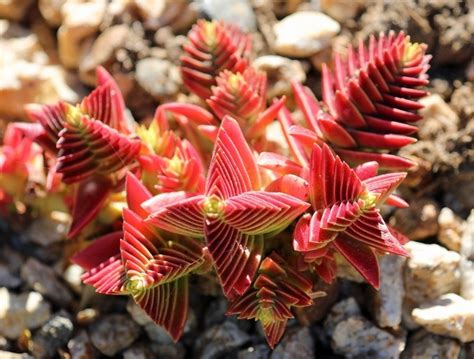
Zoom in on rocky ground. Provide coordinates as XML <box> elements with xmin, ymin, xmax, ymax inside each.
<box><xmin>0</xmin><ymin>0</ymin><xmax>473</xmax><ymax>358</ymax></box>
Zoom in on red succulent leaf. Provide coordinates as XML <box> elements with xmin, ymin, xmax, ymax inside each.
<box><xmin>362</xmin><ymin>172</ymin><xmax>406</xmax><ymax>205</ymax></box>
<box><xmin>309</xmin><ymin>143</ymin><xmax>363</xmax><ymax>210</ymax></box>
<box><xmin>139</xmin><ymin>139</ymin><xmax>205</xmax><ymax>194</ymax></box>
<box><xmin>81</xmin><ymin>255</ymin><xmax>127</xmax><ymax>295</ymax></box>
<box><xmin>206</xmin><ymin>116</ymin><xmax>261</xmax><ymax>197</ymax></box>
<box><xmin>247</xmin><ymin>97</ymin><xmax>286</xmax><ymax>139</ymax></box>
<box><xmin>68</xmin><ymin>175</ymin><xmax>113</xmax><ymax>238</ymax></box>
<box><xmin>207</xmin><ymin>68</ymin><xmax>266</xmax><ymax>124</ymax></box>
<box><xmin>24</xmin><ymin>102</ymin><xmax>67</xmax><ymax>152</ymax></box>
<box><xmin>293</xmin><ymin>143</ymin><xmax>408</xmax><ymax>287</ymax></box>
<box><xmin>145</xmin><ymin>194</ymin><xmax>206</xmax><ymax>238</ymax></box>
<box><xmin>223</xmin><ymin>191</ymin><xmax>309</xmax><ymax>235</ymax></box>
<box><xmin>146</xmin><ymin>117</ymin><xmax>309</xmax><ymax>298</ymax></box>
<box><xmin>71</xmin><ymin>231</ymin><xmax>122</xmax><ymax>270</ymax></box>
<box><xmin>333</xmin><ymin>234</ymin><xmax>380</xmax><ymax>288</ymax></box>
<box><xmin>56</xmin><ymin>113</ymin><xmax>141</xmax><ymax>184</ymax></box>
<box><xmin>181</xmin><ymin>20</ymin><xmax>251</xmax><ymax>99</ymax></box>
<box><xmin>335</xmin><ymin>148</ymin><xmax>415</xmax><ymax>170</ymax></box>
<box><xmin>257</xmin><ymin>152</ymin><xmax>302</xmax><ymax>176</ymax></box>
<box><xmin>264</xmin><ymin>174</ymin><xmax>309</xmax><ymax>201</ymax></box>
<box><xmin>81</xmin><ymin>66</ymin><xmax>129</xmax><ymax>134</ymax></box>
<box><xmin>226</xmin><ymin>253</ymin><xmax>313</xmax><ymax>348</ymax></box>
<box><xmin>277</xmin><ymin>106</ymin><xmax>309</xmax><ymax>167</ymax></box>
<box><xmin>132</xmin><ymin>277</ymin><xmax>189</xmax><ymax>342</ymax></box>
<box><xmin>126</xmin><ymin>172</ymin><xmax>152</xmax><ymax>218</ymax></box>
<box><xmin>294</xmin><ymin>32</ymin><xmax>430</xmax><ymax>170</ymax></box>
<box><xmin>205</xmin><ymin>220</ymin><xmax>264</xmax><ymax>299</ymax></box>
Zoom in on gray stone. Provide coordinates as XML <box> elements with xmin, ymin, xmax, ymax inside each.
<box><xmin>196</xmin><ymin>321</ymin><xmax>250</xmax><ymax>359</ymax></box>
<box><xmin>150</xmin><ymin>342</ymin><xmax>186</xmax><ymax>359</ymax></box>
<box><xmin>0</xmin><ymin>288</ymin><xmax>51</xmax><ymax>339</ymax></box>
<box><xmin>271</xmin><ymin>326</ymin><xmax>314</xmax><ymax>359</ymax></box>
<box><xmin>135</xmin><ymin>58</ymin><xmax>181</xmax><ymax>100</ymax></box>
<box><xmin>412</xmin><ymin>293</ymin><xmax>474</xmax><ymax>343</ymax></box>
<box><xmin>31</xmin><ymin>312</ymin><xmax>74</xmax><ymax>358</ymax></box>
<box><xmin>323</xmin><ymin>297</ymin><xmax>361</xmax><ymax>337</ymax></box>
<box><xmin>21</xmin><ymin>258</ymin><xmax>74</xmax><ymax>306</ymax></box>
<box><xmin>273</xmin><ymin>11</ymin><xmax>340</xmax><ymax>57</ymax></box>
<box><xmin>26</xmin><ymin>217</ymin><xmax>68</xmax><ymax>247</ymax></box>
<box><xmin>331</xmin><ymin>316</ymin><xmax>405</xmax><ymax>358</ymax></box>
<box><xmin>372</xmin><ymin>255</ymin><xmax>406</xmax><ymax>328</ymax></box>
<box><xmin>0</xmin><ymin>265</ymin><xmax>21</xmax><ymax>288</ymax></box>
<box><xmin>237</xmin><ymin>344</ymin><xmax>270</xmax><ymax>359</ymax></box>
<box><xmin>90</xmin><ymin>314</ymin><xmax>140</xmax><ymax>356</ymax></box>
<box><xmin>198</xmin><ymin>0</ymin><xmax>257</xmax><ymax>31</ymax></box>
<box><xmin>123</xmin><ymin>345</ymin><xmax>153</xmax><ymax>359</ymax></box>
<box><xmin>404</xmin><ymin>241</ymin><xmax>461</xmax><ymax>304</ymax></box>
<box><xmin>67</xmin><ymin>330</ymin><xmax>95</xmax><ymax>359</ymax></box>
<box><xmin>401</xmin><ymin>330</ymin><xmax>461</xmax><ymax>359</ymax></box>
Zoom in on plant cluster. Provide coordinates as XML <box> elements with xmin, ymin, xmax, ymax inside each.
<box><xmin>0</xmin><ymin>20</ymin><xmax>431</xmax><ymax>348</ymax></box>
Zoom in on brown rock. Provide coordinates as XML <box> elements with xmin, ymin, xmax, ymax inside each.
<box><xmin>38</xmin><ymin>0</ymin><xmax>66</xmax><ymax>27</ymax></box>
<box><xmin>438</xmin><ymin>207</ymin><xmax>465</xmax><ymax>252</ymax></box>
<box><xmin>0</xmin><ymin>0</ymin><xmax>34</xmax><ymax>21</ymax></box>
<box><xmin>390</xmin><ymin>198</ymin><xmax>440</xmax><ymax>241</ymax></box>
<box><xmin>58</xmin><ymin>0</ymin><xmax>106</xmax><ymax>69</ymax></box>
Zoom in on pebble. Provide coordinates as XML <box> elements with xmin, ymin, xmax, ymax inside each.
<box><xmin>197</xmin><ymin>0</ymin><xmax>257</xmax><ymax>31</ymax></box>
<box><xmin>0</xmin><ymin>351</ymin><xmax>33</xmax><ymax>359</ymax></box>
<box><xmin>273</xmin><ymin>11</ymin><xmax>340</xmax><ymax>58</ymax></box>
<box><xmin>79</xmin><ymin>24</ymin><xmax>145</xmax><ymax>85</ymax></box>
<box><xmin>404</xmin><ymin>241</ymin><xmax>461</xmax><ymax>303</ymax></box>
<box><xmin>90</xmin><ymin>314</ymin><xmax>140</xmax><ymax>356</ymax></box>
<box><xmin>331</xmin><ymin>316</ymin><xmax>405</xmax><ymax>358</ymax></box>
<box><xmin>0</xmin><ymin>264</ymin><xmax>21</xmax><ymax>288</ymax></box>
<box><xmin>461</xmin><ymin>210</ymin><xmax>474</xmax><ymax>260</ymax></box>
<box><xmin>150</xmin><ymin>342</ymin><xmax>186</xmax><ymax>359</ymax></box>
<box><xmin>401</xmin><ymin>329</ymin><xmax>461</xmax><ymax>359</ymax></box>
<box><xmin>323</xmin><ymin>297</ymin><xmax>361</xmax><ymax>337</ymax></box>
<box><xmin>0</xmin><ymin>0</ymin><xmax>34</xmax><ymax>21</ymax></box>
<box><xmin>196</xmin><ymin>321</ymin><xmax>250</xmax><ymax>359</ymax></box>
<box><xmin>21</xmin><ymin>258</ymin><xmax>74</xmax><ymax>307</ymax></box>
<box><xmin>372</xmin><ymin>255</ymin><xmax>406</xmax><ymax>328</ymax></box>
<box><xmin>0</xmin><ymin>288</ymin><xmax>51</xmax><ymax>339</ymax></box>
<box><xmin>123</xmin><ymin>345</ymin><xmax>153</xmax><ymax>359</ymax></box>
<box><xmin>237</xmin><ymin>344</ymin><xmax>270</xmax><ymax>359</ymax></box>
<box><xmin>271</xmin><ymin>326</ymin><xmax>314</xmax><ymax>359</ymax></box>
<box><xmin>319</xmin><ymin>0</ymin><xmax>365</xmax><ymax>23</ymax></box>
<box><xmin>252</xmin><ymin>55</ymin><xmax>306</xmax><ymax>99</ymax></box>
<box><xmin>135</xmin><ymin>58</ymin><xmax>181</xmax><ymax>101</ymax></box>
<box><xmin>459</xmin><ymin>211</ymin><xmax>474</xmax><ymax>300</ymax></box>
<box><xmin>438</xmin><ymin>207</ymin><xmax>465</xmax><ymax>252</ymax></box>
<box><xmin>58</xmin><ymin>0</ymin><xmax>106</xmax><ymax>69</ymax></box>
<box><xmin>412</xmin><ymin>293</ymin><xmax>474</xmax><ymax>343</ymax></box>
<box><xmin>38</xmin><ymin>0</ymin><xmax>65</xmax><ymax>27</ymax></box>
<box><xmin>418</xmin><ymin>94</ymin><xmax>459</xmax><ymax>141</ymax></box>
<box><xmin>26</xmin><ymin>217</ymin><xmax>68</xmax><ymax>247</ymax></box>
<box><xmin>67</xmin><ymin>330</ymin><xmax>95</xmax><ymax>359</ymax></box>
<box><xmin>30</xmin><ymin>312</ymin><xmax>74</xmax><ymax>358</ymax></box>
<box><xmin>390</xmin><ymin>198</ymin><xmax>440</xmax><ymax>241</ymax></box>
